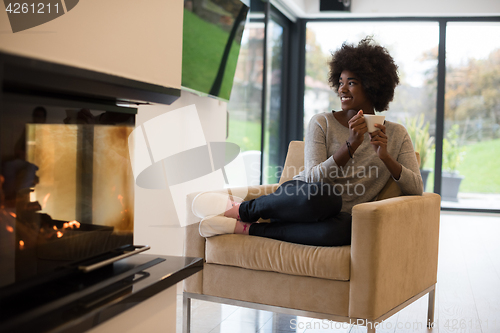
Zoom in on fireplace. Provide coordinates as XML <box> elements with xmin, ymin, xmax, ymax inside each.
<box><xmin>0</xmin><ymin>52</ymin><xmax>182</xmax><ymax>329</ymax></box>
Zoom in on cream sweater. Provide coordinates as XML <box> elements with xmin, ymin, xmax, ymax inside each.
<box><xmin>294</xmin><ymin>111</ymin><xmax>423</xmax><ymax>213</ymax></box>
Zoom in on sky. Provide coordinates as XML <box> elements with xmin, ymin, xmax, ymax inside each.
<box><xmin>307</xmin><ymin>21</ymin><xmax>500</xmax><ymax>87</ymax></box>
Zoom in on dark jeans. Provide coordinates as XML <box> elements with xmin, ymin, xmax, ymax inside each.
<box><xmin>240</xmin><ymin>180</ymin><xmax>352</xmax><ymax>247</ymax></box>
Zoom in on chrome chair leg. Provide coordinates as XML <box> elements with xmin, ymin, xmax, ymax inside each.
<box><xmin>427</xmin><ymin>286</ymin><xmax>436</xmax><ymax>327</ymax></box>
<box><xmin>182</xmin><ymin>293</ymin><xmax>191</xmax><ymax>333</ymax></box>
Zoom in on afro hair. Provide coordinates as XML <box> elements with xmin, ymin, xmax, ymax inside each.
<box><xmin>328</xmin><ymin>37</ymin><xmax>399</xmax><ymax>112</ymax></box>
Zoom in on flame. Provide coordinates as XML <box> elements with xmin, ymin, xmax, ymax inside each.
<box><xmin>42</xmin><ymin>193</ymin><xmax>51</xmax><ymax>209</ymax></box>
<box><xmin>6</xmin><ymin>226</ymin><xmax>13</xmax><ymax>233</ymax></box>
<box><xmin>57</xmin><ymin>231</ymin><xmax>63</xmax><ymax>238</ymax></box>
<box><xmin>53</xmin><ymin>225</ymin><xmax>57</xmax><ymax>230</ymax></box>
<box><xmin>19</xmin><ymin>240</ymin><xmax>25</xmax><ymax>249</ymax></box>
<box><xmin>9</xmin><ymin>212</ymin><xmax>16</xmax><ymax>218</ymax></box>
<box><xmin>63</xmin><ymin>220</ymin><xmax>81</xmax><ymax>229</ymax></box>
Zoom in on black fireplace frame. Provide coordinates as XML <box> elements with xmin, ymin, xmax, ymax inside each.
<box><xmin>0</xmin><ymin>51</ymin><xmax>181</xmax><ymax>110</ymax></box>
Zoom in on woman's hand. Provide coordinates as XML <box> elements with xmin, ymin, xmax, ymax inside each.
<box><xmin>370</xmin><ymin>123</ymin><xmax>389</xmax><ymax>159</ymax></box>
<box><xmin>370</xmin><ymin>123</ymin><xmax>402</xmax><ymax>179</ymax></box>
<box><xmin>347</xmin><ymin>110</ymin><xmax>368</xmax><ymax>147</ymax></box>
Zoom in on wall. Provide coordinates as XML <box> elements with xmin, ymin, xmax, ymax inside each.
<box><xmin>0</xmin><ymin>0</ymin><xmax>181</xmax><ymax>89</ymax></box>
<box><xmin>133</xmin><ymin>91</ymin><xmax>228</xmax><ymax>256</ymax></box>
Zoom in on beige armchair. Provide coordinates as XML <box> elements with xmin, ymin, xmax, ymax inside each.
<box><xmin>183</xmin><ymin>141</ymin><xmax>440</xmax><ymax>333</ymax></box>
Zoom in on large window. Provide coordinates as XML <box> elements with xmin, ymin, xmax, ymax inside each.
<box><xmin>227</xmin><ymin>7</ymin><xmax>291</xmax><ymax>186</ymax></box>
<box><xmin>228</xmin><ymin>14</ymin><xmax>500</xmax><ymax>212</ymax></box>
<box><xmin>227</xmin><ymin>22</ymin><xmax>264</xmax><ymax>186</ymax></box>
<box><xmin>262</xmin><ymin>18</ymin><xmax>285</xmax><ymax>184</ymax></box>
<box><xmin>304</xmin><ymin>19</ymin><xmax>500</xmax><ymax>212</ymax></box>
<box><xmin>441</xmin><ymin>22</ymin><xmax>500</xmax><ymax>209</ymax></box>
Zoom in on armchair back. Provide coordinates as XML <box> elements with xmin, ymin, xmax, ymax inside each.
<box><xmin>279</xmin><ymin>141</ymin><xmax>305</xmax><ymax>184</ymax></box>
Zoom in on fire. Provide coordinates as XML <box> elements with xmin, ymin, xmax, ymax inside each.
<box><xmin>49</xmin><ymin>220</ymin><xmax>80</xmax><ymax>239</ymax></box>
<box><xmin>42</xmin><ymin>193</ymin><xmax>51</xmax><ymax>209</ymax></box>
<box><xmin>19</xmin><ymin>240</ymin><xmax>25</xmax><ymax>249</ymax></box>
<box><xmin>9</xmin><ymin>212</ymin><xmax>16</xmax><ymax>218</ymax></box>
<box><xmin>63</xmin><ymin>220</ymin><xmax>81</xmax><ymax>229</ymax></box>
<box><xmin>6</xmin><ymin>226</ymin><xmax>13</xmax><ymax>233</ymax></box>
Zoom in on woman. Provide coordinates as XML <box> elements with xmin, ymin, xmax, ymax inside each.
<box><xmin>192</xmin><ymin>37</ymin><xmax>423</xmax><ymax>246</ymax></box>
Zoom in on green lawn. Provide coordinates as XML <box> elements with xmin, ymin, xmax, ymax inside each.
<box><xmin>226</xmin><ymin>119</ymin><xmax>261</xmax><ymax>152</ymax></box>
<box><xmin>458</xmin><ymin>139</ymin><xmax>500</xmax><ymax>193</ymax></box>
<box><xmin>423</xmin><ymin>139</ymin><xmax>500</xmax><ymax>193</ymax></box>
<box><xmin>182</xmin><ymin>10</ymin><xmax>241</xmax><ymax>100</ymax></box>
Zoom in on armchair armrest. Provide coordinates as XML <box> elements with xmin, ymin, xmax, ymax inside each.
<box><xmin>183</xmin><ymin>183</ymin><xmax>279</xmax><ymax>294</ymax></box>
<box><xmin>348</xmin><ymin>193</ymin><xmax>441</xmax><ymax>320</ymax></box>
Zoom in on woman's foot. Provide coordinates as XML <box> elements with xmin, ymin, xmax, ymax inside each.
<box><xmin>199</xmin><ymin>216</ymin><xmax>252</xmax><ymax>237</ymax></box>
<box><xmin>192</xmin><ymin>192</ymin><xmax>243</xmax><ymax>218</ymax></box>
<box><xmin>199</xmin><ymin>215</ymin><xmax>237</xmax><ymax>237</ymax></box>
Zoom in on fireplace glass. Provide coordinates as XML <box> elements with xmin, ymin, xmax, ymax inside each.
<box><xmin>0</xmin><ymin>101</ymin><xmax>135</xmax><ymax>293</ymax></box>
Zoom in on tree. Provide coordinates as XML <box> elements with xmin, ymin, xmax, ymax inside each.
<box><xmin>305</xmin><ymin>29</ymin><xmax>329</xmax><ymax>83</ymax></box>
<box><xmin>444</xmin><ymin>49</ymin><xmax>500</xmax><ymax>124</ymax></box>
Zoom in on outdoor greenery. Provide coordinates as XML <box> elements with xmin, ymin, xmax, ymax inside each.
<box><xmin>406</xmin><ymin>114</ymin><xmax>434</xmax><ymax>169</ymax></box>
<box><xmin>444</xmin><ymin>49</ymin><xmax>500</xmax><ymax>124</ymax></box>
<box><xmin>182</xmin><ymin>9</ymin><xmax>241</xmax><ymax>100</ymax></box>
<box><xmin>425</xmin><ymin>139</ymin><xmax>500</xmax><ymax>193</ymax></box>
<box><xmin>442</xmin><ymin>124</ymin><xmax>466</xmax><ymax>173</ymax></box>
<box><xmin>305</xmin><ymin>29</ymin><xmax>329</xmax><ymax>83</ymax></box>
<box><xmin>227</xmin><ymin>118</ymin><xmax>261</xmax><ymax>152</ymax></box>
<box><xmin>459</xmin><ymin>139</ymin><xmax>500</xmax><ymax>193</ymax></box>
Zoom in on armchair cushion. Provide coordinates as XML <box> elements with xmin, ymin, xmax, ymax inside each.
<box><xmin>206</xmin><ymin>234</ymin><xmax>351</xmax><ymax>281</ymax></box>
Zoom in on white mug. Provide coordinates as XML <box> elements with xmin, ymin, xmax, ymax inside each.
<box><xmin>363</xmin><ymin>114</ymin><xmax>385</xmax><ymax>133</ymax></box>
